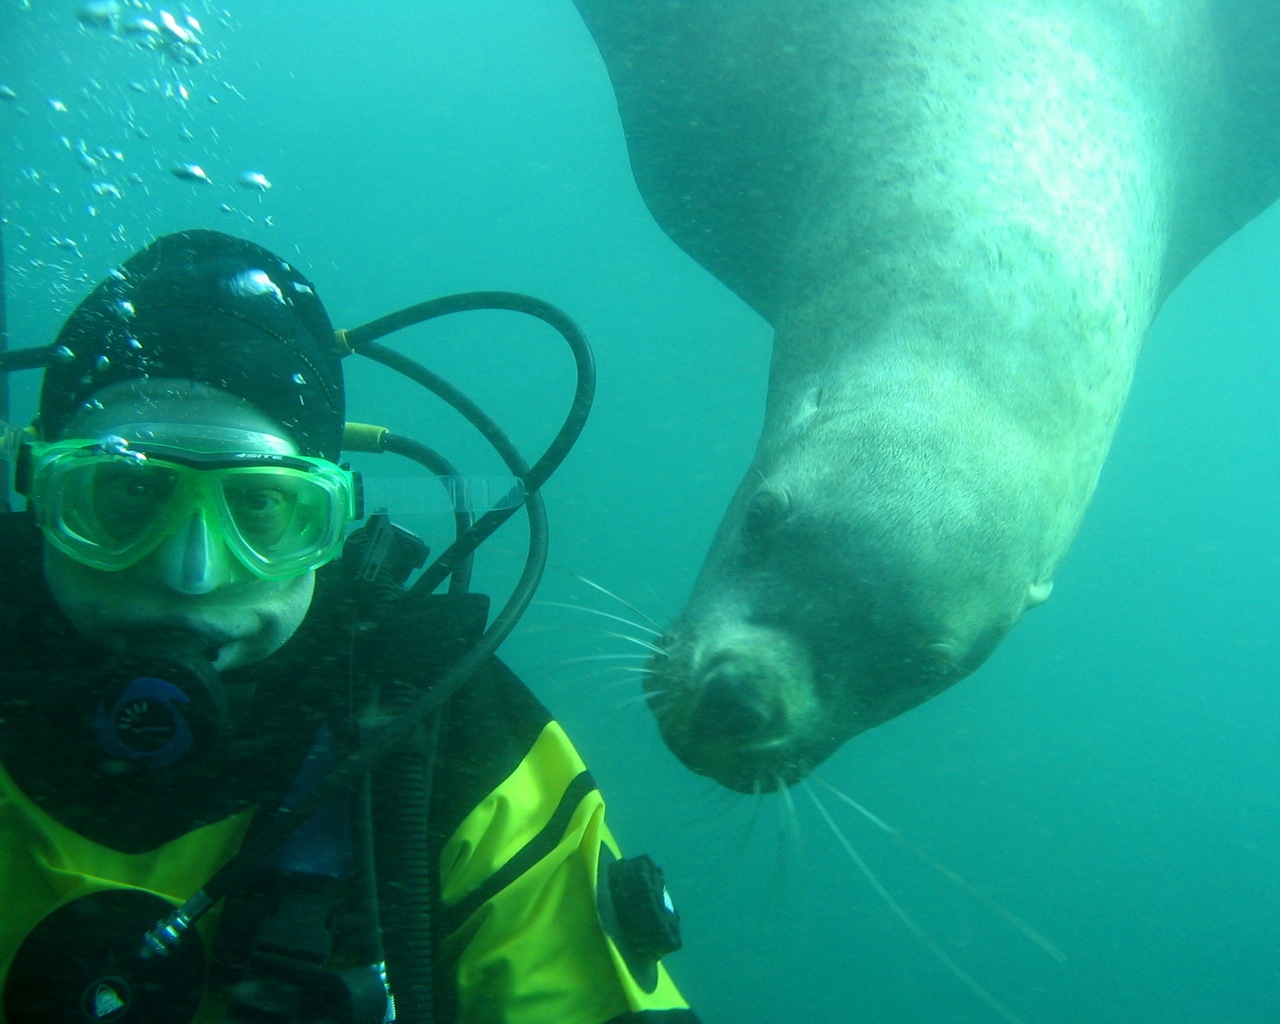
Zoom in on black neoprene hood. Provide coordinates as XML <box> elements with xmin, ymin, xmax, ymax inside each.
<box><xmin>38</xmin><ymin>229</ymin><xmax>346</xmax><ymax>461</ymax></box>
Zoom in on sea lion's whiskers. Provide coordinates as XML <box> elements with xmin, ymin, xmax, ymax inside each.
<box><xmin>710</xmin><ymin>776</ymin><xmax>768</xmax><ymax>863</ymax></box>
<box><xmin>802</xmin><ymin>781</ymin><xmax>1032</xmax><ymax>1024</ymax></box>
<box><xmin>750</xmin><ymin>785</ymin><xmax>800</xmax><ymax>878</ymax></box>
<box><xmin>602</xmin><ymin>631</ymin><xmax>667</xmax><ymax>656</ymax></box>
<box><xmin>762</xmin><ymin>774</ymin><xmax>803</xmax><ymax>922</ymax></box>
<box><xmin>618</xmin><ymin>688</ymin><xmax>666</xmax><ymax>710</ymax></box>
<box><xmin>718</xmin><ymin>777</ymin><xmax>765</xmax><ymax>854</ymax></box>
<box><xmin>814</xmin><ymin>774</ymin><xmax>1067</xmax><ymax>964</ymax></box>
<box><xmin>565</xmin><ymin>571</ymin><xmax>665</xmax><ymax>630</ymax></box>
<box><xmin>526</xmin><ymin>649</ymin><xmax>654</xmax><ymax>699</ymax></box>
<box><xmin>552</xmin><ymin>652</ymin><xmax>652</xmax><ymax>669</ymax></box>
<box><xmin>776</xmin><ymin>773</ymin><xmax>801</xmax><ymax>849</ymax></box>
<box><xmin>529</xmin><ymin>650</ymin><xmax>646</xmax><ymax>677</ymax></box>
<box><xmin>535</xmin><ymin>668</ymin><xmax>645</xmax><ymax>699</ymax></box>
<box><xmin>538</xmin><ymin>600</ymin><xmax>663</xmax><ymax>638</ymax></box>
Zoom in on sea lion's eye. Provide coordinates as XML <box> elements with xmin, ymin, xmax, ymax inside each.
<box><xmin>743</xmin><ymin>490</ymin><xmax>787</xmax><ymax>542</ymax></box>
<box><xmin>919</xmin><ymin>643</ymin><xmax>960</xmax><ymax>681</ymax></box>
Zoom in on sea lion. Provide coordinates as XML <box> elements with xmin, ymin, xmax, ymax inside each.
<box><xmin>574</xmin><ymin>1</ymin><xmax>1280</xmax><ymax>792</ymax></box>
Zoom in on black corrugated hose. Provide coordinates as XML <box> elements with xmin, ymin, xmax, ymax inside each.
<box><xmin>373</xmin><ymin>680</ymin><xmax>443</xmax><ymax>1024</ymax></box>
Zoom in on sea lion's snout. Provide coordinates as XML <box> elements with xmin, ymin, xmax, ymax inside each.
<box><xmin>691</xmin><ymin>650</ymin><xmax>788</xmax><ymax>744</ymax></box>
<box><xmin>646</xmin><ymin>623</ymin><xmax>820</xmax><ymax>792</ymax></box>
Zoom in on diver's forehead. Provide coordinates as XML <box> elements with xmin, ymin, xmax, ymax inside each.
<box><xmin>62</xmin><ymin>377</ymin><xmax>292</xmax><ymax>444</ymax></box>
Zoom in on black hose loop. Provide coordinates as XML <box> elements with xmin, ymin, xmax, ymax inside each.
<box><xmin>344</xmin><ymin>290</ymin><xmax>596</xmax><ymax>497</ymax></box>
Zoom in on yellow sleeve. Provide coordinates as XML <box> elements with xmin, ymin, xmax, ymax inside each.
<box><xmin>437</xmin><ymin>721</ymin><xmax>696</xmax><ymax>1024</ymax></box>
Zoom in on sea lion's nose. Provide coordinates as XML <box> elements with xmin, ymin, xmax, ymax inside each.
<box><xmin>693</xmin><ymin>656</ymin><xmax>785</xmax><ymax>743</ymax></box>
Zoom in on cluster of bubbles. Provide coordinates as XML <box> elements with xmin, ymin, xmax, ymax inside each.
<box><xmin>75</xmin><ymin>3</ymin><xmax>212</xmax><ymax>66</ymax></box>
<box><xmin>1</xmin><ymin>2</ymin><xmax>278</xmax><ymax>316</ymax></box>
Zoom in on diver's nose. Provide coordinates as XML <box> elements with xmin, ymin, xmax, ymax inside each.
<box><xmin>155</xmin><ymin>508</ymin><xmax>234</xmax><ymax>594</ymax></box>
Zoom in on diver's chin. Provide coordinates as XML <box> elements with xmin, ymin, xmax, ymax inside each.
<box><xmin>209</xmin><ymin>638</ymin><xmax>257</xmax><ymax>672</ymax></box>
<box><xmin>207</xmin><ymin>623</ymin><xmax>297</xmax><ymax>672</ymax></box>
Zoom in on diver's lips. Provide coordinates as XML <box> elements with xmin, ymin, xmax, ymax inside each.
<box><xmin>111</xmin><ymin>619</ymin><xmax>239</xmax><ymax>662</ymax></box>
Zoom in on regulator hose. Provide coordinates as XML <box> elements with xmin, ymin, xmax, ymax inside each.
<box><xmin>373</xmin><ymin>679</ymin><xmax>441</xmax><ymax>1024</ymax></box>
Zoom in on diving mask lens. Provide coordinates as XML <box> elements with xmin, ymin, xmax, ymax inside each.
<box><xmin>57</xmin><ymin>449</ymin><xmax>183</xmax><ymax>559</ymax></box>
<box><xmin>31</xmin><ymin>439</ymin><xmax>358</xmax><ymax>580</ymax></box>
<box><xmin>213</xmin><ymin>461</ymin><xmax>355</xmax><ymax>578</ymax></box>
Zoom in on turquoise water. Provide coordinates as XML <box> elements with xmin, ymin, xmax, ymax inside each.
<box><xmin>2</xmin><ymin>3</ymin><xmax>1278</xmax><ymax>1022</ymax></box>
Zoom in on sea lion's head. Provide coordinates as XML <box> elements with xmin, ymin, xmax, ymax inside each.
<box><xmin>646</xmin><ymin>366</ymin><xmax>1068</xmax><ymax>792</ymax></box>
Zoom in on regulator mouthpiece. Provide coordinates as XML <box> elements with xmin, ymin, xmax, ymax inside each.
<box><xmin>92</xmin><ymin>632</ymin><xmax>224</xmax><ymax>769</ymax></box>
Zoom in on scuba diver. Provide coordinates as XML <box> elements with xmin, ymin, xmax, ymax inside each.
<box><xmin>0</xmin><ymin>229</ymin><xmax>699</xmax><ymax>1024</ymax></box>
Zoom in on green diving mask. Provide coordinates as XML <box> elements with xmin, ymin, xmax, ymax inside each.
<box><xmin>27</xmin><ymin>425</ymin><xmax>361</xmax><ymax>582</ymax></box>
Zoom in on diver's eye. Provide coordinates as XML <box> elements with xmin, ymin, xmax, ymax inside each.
<box><xmin>97</xmin><ymin>465</ymin><xmax>176</xmax><ymax>505</ymax></box>
<box><xmin>743</xmin><ymin>490</ymin><xmax>787</xmax><ymax>542</ymax></box>
<box><xmin>93</xmin><ymin>464</ymin><xmax>179</xmax><ymax>523</ymax></box>
<box><xmin>233</xmin><ymin>487</ymin><xmax>287</xmax><ymax>515</ymax></box>
<box><xmin>224</xmin><ymin>477</ymin><xmax>301</xmax><ymax>546</ymax></box>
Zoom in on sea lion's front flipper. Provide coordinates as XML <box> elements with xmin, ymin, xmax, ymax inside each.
<box><xmin>1160</xmin><ymin>3</ymin><xmax>1280</xmax><ymax>301</ymax></box>
<box><xmin>573</xmin><ymin>2</ymin><xmax>837</xmax><ymax>325</ymax></box>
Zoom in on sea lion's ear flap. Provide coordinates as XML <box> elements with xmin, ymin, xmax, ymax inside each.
<box><xmin>1025</xmin><ymin>580</ymin><xmax>1054</xmax><ymax>609</ymax></box>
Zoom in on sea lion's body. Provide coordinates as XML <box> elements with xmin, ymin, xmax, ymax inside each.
<box><xmin>574</xmin><ymin>1</ymin><xmax>1280</xmax><ymax>791</ymax></box>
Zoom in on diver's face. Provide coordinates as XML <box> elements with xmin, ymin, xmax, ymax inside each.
<box><xmin>41</xmin><ymin>380</ymin><xmax>316</xmax><ymax>671</ymax></box>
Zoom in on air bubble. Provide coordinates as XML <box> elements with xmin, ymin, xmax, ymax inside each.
<box><xmin>228</xmin><ymin>268</ymin><xmax>284</xmax><ymax>304</ymax></box>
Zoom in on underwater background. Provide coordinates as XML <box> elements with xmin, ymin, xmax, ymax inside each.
<box><xmin>2</xmin><ymin>2</ymin><xmax>1277</xmax><ymax>1021</ymax></box>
